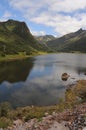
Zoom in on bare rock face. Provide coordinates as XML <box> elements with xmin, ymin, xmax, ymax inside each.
<box><xmin>61</xmin><ymin>73</ymin><xmax>70</xmax><ymax>81</ymax></box>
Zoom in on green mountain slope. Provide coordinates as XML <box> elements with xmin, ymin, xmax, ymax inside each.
<box><xmin>0</xmin><ymin>19</ymin><xmax>47</xmax><ymax>56</ymax></box>
<box><xmin>47</xmin><ymin>28</ymin><xmax>86</xmax><ymax>52</ymax></box>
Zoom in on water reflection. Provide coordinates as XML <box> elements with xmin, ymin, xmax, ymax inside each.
<box><xmin>0</xmin><ymin>53</ymin><xmax>86</xmax><ymax>107</ymax></box>
<box><xmin>0</xmin><ymin>58</ymin><xmax>34</xmax><ymax>83</ymax></box>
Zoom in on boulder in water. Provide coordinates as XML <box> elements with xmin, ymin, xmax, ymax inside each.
<box><xmin>61</xmin><ymin>73</ymin><xmax>70</xmax><ymax>81</ymax></box>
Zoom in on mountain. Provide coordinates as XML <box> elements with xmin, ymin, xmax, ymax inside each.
<box><xmin>47</xmin><ymin>28</ymin><xmax>86</xmax><ymax>53</ymax></box>
<box><xmin>0</xmin><ymin>19</ymin><xmax>47</xmax><ymax>56</ymax></box>
<box><xmin>0</xmin><ymin>20</ymin><xmax>86</xmax><ymax>55</ymax></box>
<box><xmin>35</xmin><ymin>35</ymin><xmax>55</xmax><ymax>44</ymax></box>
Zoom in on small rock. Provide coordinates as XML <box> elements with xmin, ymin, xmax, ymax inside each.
<box><xmin>44</xmin><ymin>112</ymin><xmax>49</xmax><ymax>117</ymax></box>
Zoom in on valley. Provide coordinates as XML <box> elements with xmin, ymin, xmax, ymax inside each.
<box><xmin>0</xmin><ymin>19</ymin><xmax>86</xmax><ymax>129</ymax></box>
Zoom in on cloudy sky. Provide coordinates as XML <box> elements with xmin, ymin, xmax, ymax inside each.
<box><xmin>0</xmin><ymin>0</ymin><xmax>86</xmax><ymax>36</ymax></box>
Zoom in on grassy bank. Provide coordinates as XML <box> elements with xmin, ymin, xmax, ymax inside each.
<box><xmin>0</xmin><ymin>52</ymin><xmax>48</xmax><ymax>62</ymax></box>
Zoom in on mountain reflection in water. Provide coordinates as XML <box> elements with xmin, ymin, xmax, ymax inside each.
<box><xmin>0</xmin><ymin>53</ymin><xmax>86</xmax><ymax>108</ymax></box>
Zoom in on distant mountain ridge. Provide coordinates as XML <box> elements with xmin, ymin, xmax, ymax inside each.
<box><xmin>35</xmin><ymin>35</ymin><xmax>55</xmax><ymax>44</ymax></box>
<box><xmin>0</xmin><ymin>19</ymin><xmax>86</xmax><ymax>55</ymax></box>
<box><xmin>46</xmin><ymin>28</ymin><xmax>86</xmax><ymax>52</ymax></box>
<box><xmin>0</xmin><ymin>19</ymin><xmax>47</xmax><ymax>56</ymax></box>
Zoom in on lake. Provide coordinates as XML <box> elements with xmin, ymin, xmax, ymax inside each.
<box><xmin>0</xmin><ymin>53</ymin><xmax>86</xmax><ymax>107</ymax></box>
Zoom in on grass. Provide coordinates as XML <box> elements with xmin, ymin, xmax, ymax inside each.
<box><xmin>0</xmin><ymin>54</ymin><xmax>29</xmax><ymax>62</ymax></box>
<box><xmin>0</xmin><ymin>117</ymin><xmax>12</xmax><ymax>128</ymax></box>
<box><xmin>0</xmin><ymin>104</ymin><xmax>59</xmax><ymax>128</ymax></box>
<box><xmin>0</xmin><ymin>51</ymin><xmax>48</xmax><ymax>62</ymax></box>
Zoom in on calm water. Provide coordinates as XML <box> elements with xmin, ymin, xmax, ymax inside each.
<box><xmin>0</xmin><ymin>53</ymin><xmax>86</xmax><ymax>107</ymax></box>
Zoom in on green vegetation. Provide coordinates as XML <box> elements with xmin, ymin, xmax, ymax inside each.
<box><xmin>0</xmin><ymin>19</ymin><xmax>86</xmax><ymax>62</ymax></box>
<box><xmin>0</xmin><ymin>117</ymin><xmax>12</xmax><ymax>128</ymax></box>
<box><xmin>47</xmin><ymin>28</ymin><xmax>86</xmax><ymax>53</ymax></box>
<box><xmin>0</xmin><ymin>102</ymin><xmax>58</xmax><ymax>128</ymax></box>
<box><xmin>0</xmin><ymin>51</ymin><xmax>48</xmax><ymax>62</ymax></box>
<box><xmin>0</xmin><ymin>102</ymin><xmax>12</xmax><ymax>128</ymax></box>
<box><xmin>0</xmin><ymin>19</ymin><xmax>48</xmax><ymax>59</ymax></box>
<box><xmin>0</xmin><ymin>20</ymin><xmax>86</xmax><ymax>62</ymax></box>
<box><xmin>65</xmin><ymin>80</ymin><xmax>86</xmax><ymax>108</ymax></box>
<box><xmin>74</xmin><ymin>80</ymin><xmax>86</xmax><ymax>102</ymax></box>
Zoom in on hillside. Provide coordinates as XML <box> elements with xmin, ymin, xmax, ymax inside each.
<box><xmin>0</xmin><ymin>19</ymin><xmax>47</xmax><ymax>56</ymax></box>
<box><xmin>47</xmin><ymin>28</ymin><xmax>86</xmax><ymax>52</ymax></box>
<box><xmin>35</xmin><ymin>35</ymin><xmax>55</xmax><ymax>44</ymax></box>
<box><xmin>0</xmin><ymin>20</ymin><xmax>86</xmax><ymax>55</ymax></box>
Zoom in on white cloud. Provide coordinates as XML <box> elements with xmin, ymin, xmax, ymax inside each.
<box><xmin>31</xmin><ymin>30</ymin><xmax>46</xmax><ymax>36</ymax></box>
<box><xmin>9</xmin><ymin>0</ymin><xmax>86</xmax><ymax>13</ymax></box>
<box><xmin>0</xmin><ymin>11</ymin><xmax>12</xmax><ymax>21</ymax></box>
<box><xmin>31</xmin><ymin>13</ymin><xmax>86</xmax><ymax>35</ymax></box>
<box><xmin>8</xmin><ymin>0</ymin><xmax>86</xmax><ymax>35</ymax></box>
<box><xmin>49</xmin><ymin>0</ymin><xmax>86</xmax><ymax>12</ymax></box>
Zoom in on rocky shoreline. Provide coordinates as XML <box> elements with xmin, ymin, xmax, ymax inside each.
<box><xmin>0</xmin><ymin>80</ymin><xmax>86</xmax><ymax>130</ymax></box>
<box><xmin>3</xmin><ymin>102</ymin><xmax>85</xmax><ymax>130</ymax></box>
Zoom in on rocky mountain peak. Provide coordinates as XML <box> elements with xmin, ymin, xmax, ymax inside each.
<box><xmin>76</xmin><ymin>28</ymin><xmax>85</xmax><ymax>34</ymax></box>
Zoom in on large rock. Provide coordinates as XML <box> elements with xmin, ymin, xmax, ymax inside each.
<box><xmin>61</xmin><ymin>73</ymin><xmax>70</xmax><ymax>81</ymax></box>
<box><xmin>48</xmin><ymin>121</ymin><xmax>69</xmax><ymax>130</ymax></box>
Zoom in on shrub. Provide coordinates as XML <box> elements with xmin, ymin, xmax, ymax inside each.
<box><xmin>0</xmin><ymin>102</ymin><xmax>12</xmax><ymax>117</ymax></box>
<box><xmin>0</xmin><ymin>117</ymin><xmax>12</xmax><ymax>128</ymax></box>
